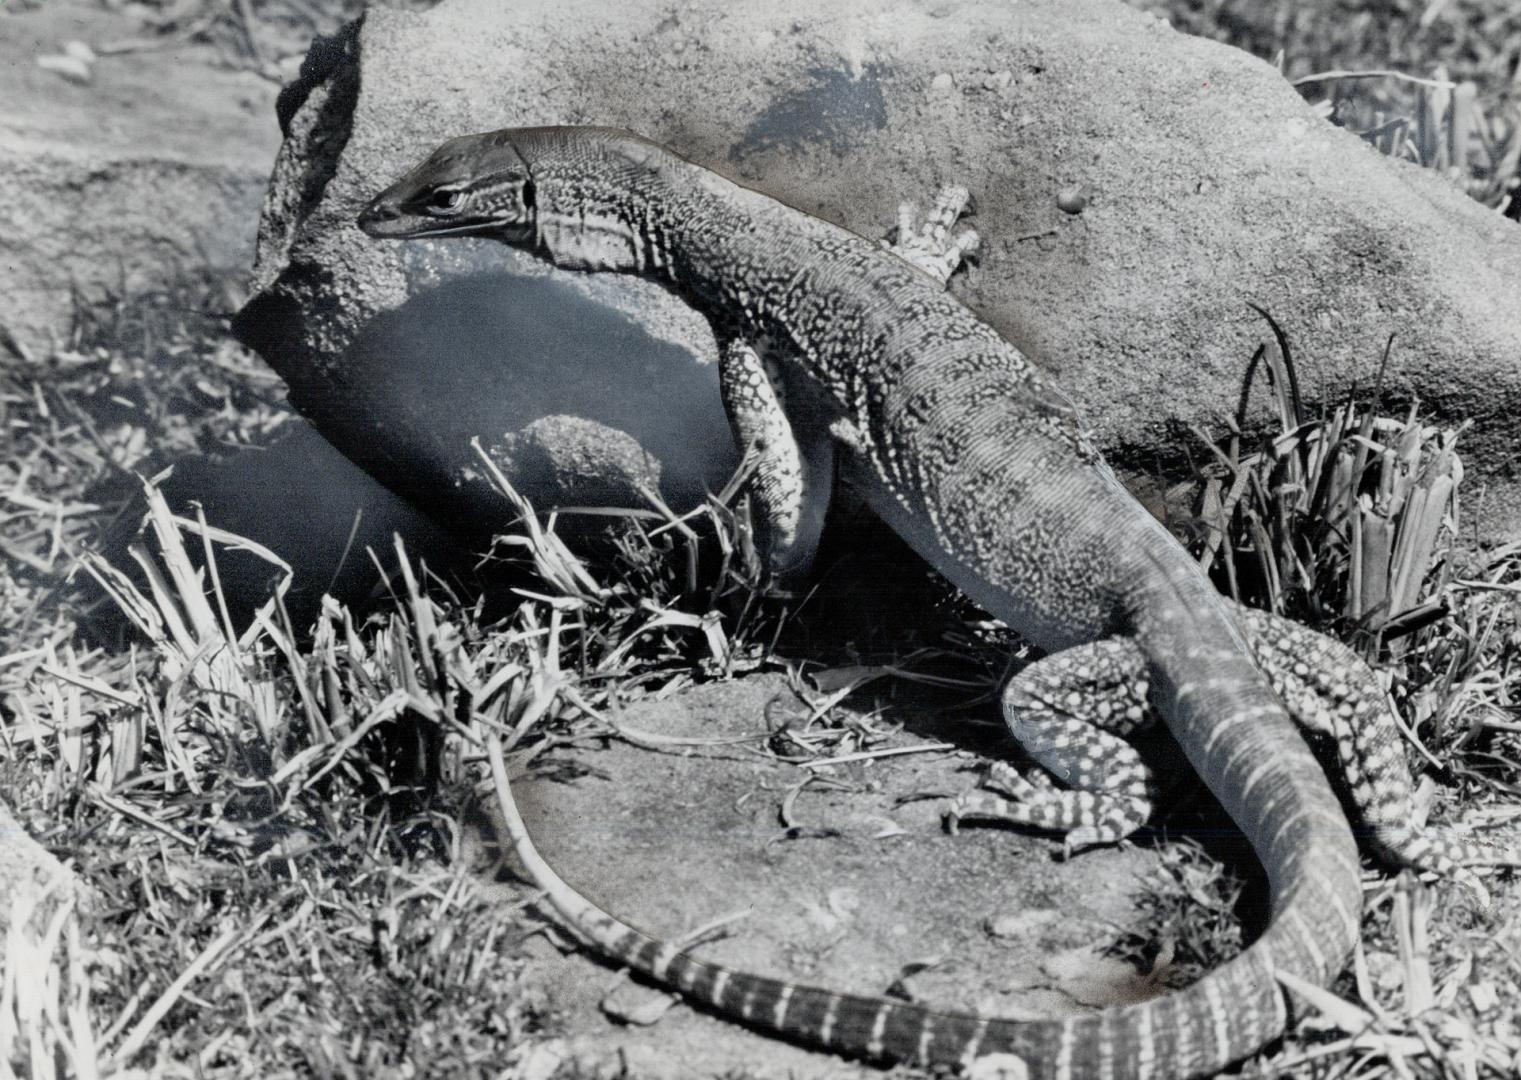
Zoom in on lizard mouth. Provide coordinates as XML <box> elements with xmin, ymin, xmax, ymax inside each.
<box><xmin>357</xmin><ymin>197</ymin><xmax>532</xmax><ymax>242</ymax></box>
<box><xmin>357</xmin><ymin>197</ymin><xmax>440</xmax><ymax>238</ymax></box>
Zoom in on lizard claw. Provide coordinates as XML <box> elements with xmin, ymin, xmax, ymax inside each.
<box><xmin>885</xmin><ymin>184</ymin><xmax>980</xmax><ymax>286</ymax></box>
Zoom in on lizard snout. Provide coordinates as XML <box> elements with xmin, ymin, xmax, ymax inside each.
<box><xmin>356</xmin><ymin>195</ymin><xmax>411</xmax><ymax>238</ymax></box>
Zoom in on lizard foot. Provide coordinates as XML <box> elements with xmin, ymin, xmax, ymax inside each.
<box><xmin>885</xmin><ymin>184</ymin><xmax>980</xmax><ymax>286</ymax></box>
<box><xmin>942</xmin><ymin>763</ymin><xmax>1147</xmax><ymax>855</ymax></box>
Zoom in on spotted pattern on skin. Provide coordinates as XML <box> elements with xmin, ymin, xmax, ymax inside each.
<box><xmin>946</xmin><ymin>598</ymin><xmax>1521</xmax><ymax>883</ymax></box>
<box><xmin>717</xmin><ymin>337</ymin><xmax>830</xmax><ymax>580</ymax></box>
<box><xmin>712</xmin><ymin>189</ymin><xmax>987</xmax><ymax>585</ymax></box>
<box><xmin>945</xmin><ymin>659</ymin><xmax>1157</xmax><ymax>849</ymax></box>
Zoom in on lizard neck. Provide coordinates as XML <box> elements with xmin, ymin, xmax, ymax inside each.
<box><xmin>523</xmin><ymin>135</ymin><xmax>754</xmax><ymax>282</ymax></box>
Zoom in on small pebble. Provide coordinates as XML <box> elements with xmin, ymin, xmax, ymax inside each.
<box><xmin>1057</xmin><ymin>184</ymin><xmax>1089</xmax><ymax>214</ymax></box>
<box><xmin>37</xmin><ymin>54</ymin><xmax>92</xmax><ymax>84</ymax></box>
<box><xmin>930</xmin><ymin>72</ymin><xmax>955</xmax><ymax>94</ymax></box>
<box><xmin>983</xmin><ymin>70</ymin><xmax>1013</xmax><ymax>90</ymax></box>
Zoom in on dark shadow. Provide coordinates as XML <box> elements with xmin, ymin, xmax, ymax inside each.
<box><xmin>731</xmin><ymin>63</ymin><xmax>890</xmax><ymax>164</ymax></box>
<box><xmin>89</xmin><ymin>420</ymin><xmax>476</xmax><ymax>636</ymax></box>
<box><xmin>248</xmin><ymin>271</ymin><xmax>740</xmax><ymax>544</ymax></box>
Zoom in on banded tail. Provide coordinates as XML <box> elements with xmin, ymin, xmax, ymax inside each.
<box><xmin>487</xmin><ymin>568</ymin><xmax>1366</xmax><ymax>1080</ymax></box>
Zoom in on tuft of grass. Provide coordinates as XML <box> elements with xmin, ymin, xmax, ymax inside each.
<box><xmin>1182</xmin><ymin>315</ymin><xmax>1519</xmax><ymax>795</ymax></box>
<box><xmin>3</xmin><ymin>478</ymin><xmax>533</xmax><ymax>1075</ymax></box>
<box><xmin>1112</xmin><ymin>839</ymin><xmax>1246</xmax><ymax>990</ymax></box>
<box><xmin>1169</xmin><ymin>316</ymin><xmax>1521</xmax><ymax>1078</ymax></box>
<box><xmin>1190</xmin><ymin>315</ymin><xmax>1464</xmax><ymax>659</ymax></box>
<box><xmin>1296</xmin><ymin>65</ymin><xmax>1521</xmax><ymax>212</ymax></box>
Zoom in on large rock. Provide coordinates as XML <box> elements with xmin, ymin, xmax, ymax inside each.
<box><xmin>0</xmin><ymin>3</ymin><xmax>280</xmax><ymax>361</ymax></box>
<box><xmin>236</xmin><ymin>0</ymin><xmax>1521</xmax><ymax>545</ymax></box>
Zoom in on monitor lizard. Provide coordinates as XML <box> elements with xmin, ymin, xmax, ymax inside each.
<box><xmin>357</xmin><ymin>127</ymin><xmax>1505</xmax><ymax>1078</ymax></box>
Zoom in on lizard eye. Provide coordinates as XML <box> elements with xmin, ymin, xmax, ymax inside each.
<box><xmin>426</xmin><ymin>188</ymin><xmax>464</xmax><ymax>215</ymax></box>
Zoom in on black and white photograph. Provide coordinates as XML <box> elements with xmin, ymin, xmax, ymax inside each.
<box><xmin>2</xmin><ymin>1</ymin><xmax>1520</xmax><ymax>1076</ymax></box>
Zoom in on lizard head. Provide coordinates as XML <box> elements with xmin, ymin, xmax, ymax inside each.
<box><xmin>358</xmin><ymin>131</ymin><xmax>537</xmax><ymax>243</ymax></box>
<box><xmin>361</xmin><ymin>127</ymin><xmax>693</xmax><ymax>273</ymax></box>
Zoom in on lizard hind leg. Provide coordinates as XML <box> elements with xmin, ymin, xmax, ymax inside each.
<box><xmin>945</xmin><ymin>638</ymin><xmax>1160</xmax><ymax>856</ymax></box>
<box><xmin>1235</xmin><ymin>603</ymin><xmax>1521</xmax><ymax>891</ymax></box>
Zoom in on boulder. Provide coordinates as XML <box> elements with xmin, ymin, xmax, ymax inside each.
<box><xmin>236</xmin><ymin>0</ymin><xmax>1521</xmax><ymax>544</ymax></box>
<box><xmin>0</xmin><ymin>2</ymin><xmax>279</xmax><ymax>361</ymax></box>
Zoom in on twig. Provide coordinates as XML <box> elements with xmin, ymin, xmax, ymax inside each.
<box><xmin>800</xmin><ymin>742</ymin><xmax>956</xmax><ymax>770</ymax></box>
<box><xmin>88</xmin><ymin>785</ymin><xmax>196</xmax><ymax>849</ymax></box>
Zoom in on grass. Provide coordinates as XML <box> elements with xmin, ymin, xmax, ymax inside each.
<box><xmin>1157</xmin><ymin>322</ymin><xmax>1521</xmax><ymax>1078</ymax></box>
<box><xmin>1130</xmin><ymin>0</ymin><xmax>1521</xmax><ymax>215</ymax></box>
<box><xmin>0</xmin><ymin>412</ymin><xmax>775</xmax><ymax>1077</ymax></box>
<box><xmin>1187</xmin><ymin>314</ymin><xmax>1521</xmax><ymax>824</ymax></box>
<box><xmin>89</xmin><ymin>0</ymin><xmax>366</xmax><ymax>82</ymax></box>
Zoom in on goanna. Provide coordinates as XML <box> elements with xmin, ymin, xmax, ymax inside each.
<box><xmin>359</xmin><ymin>125</ymin><xmax>1371</xmax><ymax>1079</ymax></box>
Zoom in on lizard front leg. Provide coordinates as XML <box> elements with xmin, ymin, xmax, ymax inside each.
<box><xmin>718</xmin><ymin>337</ymin><xmax>834</xmax><ymax>583</ymax></box>
<box><xmin>724</xmin><ymin>185</ymin><xmax>980</xmax><ymax>580</ymax></box>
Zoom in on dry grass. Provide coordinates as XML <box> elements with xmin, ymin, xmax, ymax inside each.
<box><xmin>80</xmin><ymin>0</ymin><xmax>367</xmax><ymax>82</ymax></box>
<box><xmin>0</xmin><ymin>446</ymin><xmax>783</xmax><ymax>1076</ymax></box>
<box><xmin>0</xmin><ymin>257</ymin><xmax>797</xmax><ymax>1074</ymax></box>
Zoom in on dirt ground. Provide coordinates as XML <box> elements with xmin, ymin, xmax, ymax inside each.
<box><xmin>481</xmin><ymin>674</ymin><xmax>1182</xmax><ymax>1078</ymax></box>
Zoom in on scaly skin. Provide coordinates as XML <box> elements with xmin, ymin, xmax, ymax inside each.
<box><xmin>948</xmin><ymin>600</ymin><xmax>1521</xmax><ymax>890</ymax></box>
<box><xmin>360</xmin><ymin>127</ymin><xmax>1363</xmax><ymax>1079</ymax></box>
